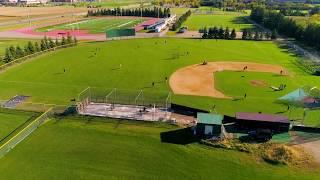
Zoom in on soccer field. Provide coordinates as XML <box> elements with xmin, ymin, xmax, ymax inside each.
<box><xmin>0</xmin><ymin>116</ymin><xmax>318</xmax><ymax>179</ymax></box>
<box><xmin>183</xmin><ymin>13</ymin><xmax>255</xmax><ymax>31</ymax></box>
<box><xmin>37</xmin><ymin>18</ymin><xmax>143</xmax><ymax>34</ymax></box>
<box><xmin>0</xmin><ymin>38</ymin><xmax>319</xmax><ymax>125</ymax></box>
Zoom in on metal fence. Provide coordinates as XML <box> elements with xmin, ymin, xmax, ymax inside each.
<box><xmin>0</xmin><ymin>108</ymin><xmax>53</xmax><ymax>158</ymax></box>
<box><xmin>78</xmin><ymin>87</ymin><xmax>172</xmax><ymax>108</ymax></box>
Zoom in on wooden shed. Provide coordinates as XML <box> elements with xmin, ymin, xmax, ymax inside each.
<box><xmin>195</xmin><ymin>113</ymin><xmax>224</xmax><ymax>137</ymax></box>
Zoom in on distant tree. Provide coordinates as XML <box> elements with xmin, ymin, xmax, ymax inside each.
<box><xmin>242</xmin><ymin>29</ymin><xmax>248</xmax><ymax>40</ymax></box>
<box><xmin>48</xmin><ymin>38</ymin><xmax>55</xmax><ymax>48</ymax></box>
<box><xmin>24</xmin><ymin>45</ymin><xmax>30</xmax><ymax>55</ymax></box>
<box><xmin>34</xmin><ymin>42</ymin><xmax>40</xmax><ymax>52</ymax></box>
<box><xmin>254</xmin><ymin>31</ymin><xmax>259</xmax><ymax>41</ymax></box>
<box><xmin>213</xmin><ymin>26</ymin><xmax>218</xmax><ymax>39</ymax></box>
<box><xmin>61</xmin><ymin>36</ymin><xmax>66</xmax><ymax>45</ymax></box>
<box><xmin>40</xmin><ymin>39</ymin><xmax>46</xmax><ymax>51</ymax></box>
<box><xmin>224</xmin><ymin>27</ymin><xmax>230</xmax><ymax>39</ymax></box>
<box><xmin>3</xmin><ymin>48</ymin><xmax>13</xmax><ymax>63</ymax></box>
<box><xmin>202</xmin><ymin>27</ymin><xmax>208</xmax><ymax>39</ymax></box>
<box><xmin>247</xmin><ymin>30</ymin><xmax>253</xmax><ymax>40</ymax></box>
<box><xmin>9</xmin><ymin>46</ymin><xmax>16</xmax><ymax>59</ymax></box>
<box><xmin>271</xmin><ymin>29</ymin><xmax>277</xmax><ymax>40</ymax></box>
<box><xmin>27</xmin><ymin>41</ymin><xmax>35</xmax><ymax>54</ymax></box>
<box><xmin>73</xmin><ymin>36</ymin><xmax>78</xmax><ymax>45</ymax></box>
<box><xmin>67</xmin><ymin>35</ymin><xmax>73</xmax><ymax>44</ymax></box>
<box><xmin>55</xmin><ymin>38</ymin><xmax>60</xmax><ymax>46</ymax></box>
<box><xmin>15</xmin><ymin>46</ymin><xmax>24</xmax><ymax>58</ymax></box>
<box><xmin>231</xmin><ymin>28</ymin><xmax>236</xmax><ymax>39</ymax></box>
<box><xmin>218</xmin><ymin>27</ymin><xmax>224</xmax><ymax>39</ymax></box>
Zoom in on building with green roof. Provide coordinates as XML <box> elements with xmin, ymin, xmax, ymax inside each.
<box><xmin>195</xmin><ymin>113</ymin><xmax>224</xmax><ymax>137</ymax></box>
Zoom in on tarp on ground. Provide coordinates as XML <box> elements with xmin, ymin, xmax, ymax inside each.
<box><xmin>278</xmin><ymin>88</ymin><xmax>308</xmax><ymax>102</ymax></box>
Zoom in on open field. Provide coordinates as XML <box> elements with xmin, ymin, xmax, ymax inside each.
<box><xmin>289</xmin><ymin>15</ymin><xmax>320</xmax><ymax>27</ymax></box>
<box><xmin>0</xmin><ymin>38</ymin><xmax>319</xmax><ymax>125</ymax></box>
<box><xmin>0</xmin><ymin>7</ymin><xmax>87</xmax><ymax>17</ymax></box>
<box><xmin>0</xmin><ymin>116</ymin><xmax>318</xmax><ymax>179</ymax></box>
<box><xmin>183</xmin><ymin>13</ymin><xmax>254</xmax><ymax>31</ymax></box>
<box><xmin>0</xmin><ymin>109</ymin><xmax>36</xmax><ymax>143</ymax></box>
<box><xmin>37</xmin><ymin>18</ymin><xmax>143</xmax><ymax>34</ymax></box>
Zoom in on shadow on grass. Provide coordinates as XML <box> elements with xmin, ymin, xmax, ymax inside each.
<box><xmin>160</xmin><ymin>127</ymin><xmax>199</xmax><ymax>145</ymax></box>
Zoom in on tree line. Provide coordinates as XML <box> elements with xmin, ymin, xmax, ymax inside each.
<box><xmin>199</xmin><ymin>26</ymin><xmax>276</xmax><ymax>41</ymax></box>
<box><xmin>3</xmin><ymin>35</ymin><xmax>77</xmax><ymax>64</ymax></box>
<box><xmin>250</xmin><ymin>7</ymin><xmax>320</xmax><ymax>49</ymax></box>
<box><xmin>171</xmin><ymin>10</ymin><xmax>192</xmax><ymax>31</ymax></box>
<box><xmin>153</xmin><ymin>0</ymin><xmax>200</xmax><ymax>8</ymax></box>
<box><xmin>199</xmin><ymin>27</ymin><xmax>237</xmax><ymax>39</ymax></box>
<box><xmin>87</xmin><ymin>7</ymin><xmax>171</xmax><ymax>18</ymax></box>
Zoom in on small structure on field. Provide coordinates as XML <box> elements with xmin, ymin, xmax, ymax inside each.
<box><xmin>278</xmin><ymin>87</ymin><xmax>320</xmax><ymax>108</ymax></box>
<box><xmin>76</xmin><ymin>87</ymin><xmax>171</xmax><ymax>122</ymax></box>
<box><xmin>235</xmin><ymin>112</ymin><xmax>290</xmax><ymax>133</ymax></box>
<box><xmin>195</xmin><ymin>113</ymin><xmax>223</xmax><ymax>137</ymax></box>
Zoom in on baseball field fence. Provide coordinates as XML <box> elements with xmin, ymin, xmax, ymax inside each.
<box><xmin>77</xmin><ymin>87</ymin><xmax>172</xmax><ymax>112</ymax></box>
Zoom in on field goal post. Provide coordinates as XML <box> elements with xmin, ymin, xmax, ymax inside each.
<box><xmin>134</xmin><ymin>90</ymin><xmax>144</xmax><ymax>106</ymax></box>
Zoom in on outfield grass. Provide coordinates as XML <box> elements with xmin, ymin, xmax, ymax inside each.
<box><xmin>215</xmin><ymin>71</ymin><xmax>299</xmax><ymax>99</ymax></box>
<box><xmin>0</xmin><ymin>38</ymin><xmax>319</xmax><ymax>125</ymax></box>
<box><xmin>183</xmin><ymin>13</ymin><xmax>255</xmax><ymax>31</ymax></box>
<box><xmin>0</xmin><ymin>109</ymin><xmax>36</xmax><ymax>142</ymax></box>
<box><xmin>0</xmin><ymin>116</ymin><xmax>318</xmax><ymax>179</ymax></box>
<box><xmin>37</xmin><ymin>18</ymin><xmax>143</xmax><ymax>34</ymax></box>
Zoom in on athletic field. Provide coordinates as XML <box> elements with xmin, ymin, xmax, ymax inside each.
<box><xmin>183</xmin><ymin>13</ymin><xmax>255</xmax><ymax>31</ymax></box>
<box><xmin>37</xmin><ymin>18</ymin><xmax>143</xmax><ymax>34</ymax></box>
<box><xmin>0</xmin><ymin>116</ymin><xmax>318</xmax><ymax>179</ymax></box>
<box><xmin>0</xmin><ymin>38</ymin><xmax>319</xmax><ymax>126</ymax></box>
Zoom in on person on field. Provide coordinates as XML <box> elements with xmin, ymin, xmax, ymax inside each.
<box><xmin>244</xmin><ymin>93</ymin><xmax>247</xmax><ymax>99</ymax></box>
<box><xmin>280</xmin><ymin>70</ymin><xmax>283</xmax><ymax>75</ymax></box>
<box><xmin>165</xmin><ymin>77</ymin><xmax>168</xmax><ymax>82</ymax></box>
<box><xmin>63</xmin><ymin>68</ymin><xmax>66</xmax><ymax>73</ymax></box>
<box><xmin>152</xmin><ymin>82</ymin><xmax>155</xmax><ymax>87</ymax></box>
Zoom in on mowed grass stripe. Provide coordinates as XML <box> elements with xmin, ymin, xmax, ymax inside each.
<box><xmin>0</xmin><ymin>117</ymin><xmax>318</xmax><ymax>179</ymax></box>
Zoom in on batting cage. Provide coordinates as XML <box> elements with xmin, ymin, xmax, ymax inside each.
<box><xmin>77</xmin><ymin>87</ymin><xmax>172</xmax><ymax>121</ymax></box>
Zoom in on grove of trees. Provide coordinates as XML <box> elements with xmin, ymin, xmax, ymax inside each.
<box><xmin>88</xmin><ymin>7</ymin><xmax>171</xmax><ymax>18</ymax></box>
<box><xmin>3</xmin><ymin>35</ymin><xmax>77</xmax><ymax>64</ymax></box>
<box><xmin>171</xmin><ymin>10</ymin><xmax>192</xmax><ymax>31</ymax></box>
<box><xmin>250</xmin><ymin>7</ymin><xmax>320</xmax><ymax>49</ymax></box>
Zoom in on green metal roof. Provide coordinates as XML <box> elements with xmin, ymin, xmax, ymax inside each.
<box><xmin>197</xmin><ymin>113</ymin><xmax>223</xmax><ymax>125</ymax></box>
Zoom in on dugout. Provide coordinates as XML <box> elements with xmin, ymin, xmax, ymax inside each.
<box><xmin>235</xmin><ymin>112</ymin><xmax>290</xmax><ymax>133</ymax></box>
<box><xmin>195</xmin><ymin>113</ymin><xmax>224</xmax><ymax>137</ymax></box>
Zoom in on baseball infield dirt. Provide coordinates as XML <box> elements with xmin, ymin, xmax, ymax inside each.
<box><xmin>169</xmin><ymin>61</ymin><xmax>289</xmax><ymax>98</ymax></box>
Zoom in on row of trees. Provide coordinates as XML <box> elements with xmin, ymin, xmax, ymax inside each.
<box><xmin>153</xmin><ymin>0</ymin><xmax>200</xmax><ymax>8</ymax></box>
<box><xmin>3</xmin><ymin>35</ymin><xmax>77</xmax><ymax>64</ymax></box>
<box><xmin>250</xmin><ymin>7</ymin><xmax>320</xmax><ymax>49</ymax></box>
<box><xmin>200</xmin><ymin>27</ymin><xmax>237</xmax><ymax>40</ymax></box>
<box><xmin>87</xmin><ymin>7</ymin><xmax>171</xmax><ymax>18</ymax></box>
<box><xmin>171</xmin><ymin>10</ymin><xmax>191</xmax><ymax>31</ymax></box>
<box><xmin>242</xmin><ymin>29</ymin><xmax>277</xmax><ymax>40</ymax></box>
<box><xmin>199</xmin><ymin>26</ymin><xmax>277</xmax><ymax>41</ymax></box>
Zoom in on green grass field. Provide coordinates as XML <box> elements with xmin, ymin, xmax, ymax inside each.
<box><xmin>0</xmin><ymin>116</ymin><xmax>318</xmax><ymax>179</ymax></box>
<box><xmin>0</xmin><ymin>109</ymin><xmax>36</xmax><ymax>143</ymax></box>
<box><xmin>183</xmin><ymin>13</ymin><xmax>255</xmax><ymax>31</ymax></box>
<box><xmin>0</xmin><ymin>39</ymin><xmax>35</xmax><ymax>57</ymax></box>
<box><xmin>37</xmin><ymin>18</ymin><xmax>143</xmax><ymax>34</ymax></box>
<box><xmin>0</xmin><ymin>38</ymin><xmax>319</xmax><ymax>126</ymax></box>
<box><xmin>289</xmin><ymin>15</ymin><xmax>320</xmax><ymax>27</ymax></box>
